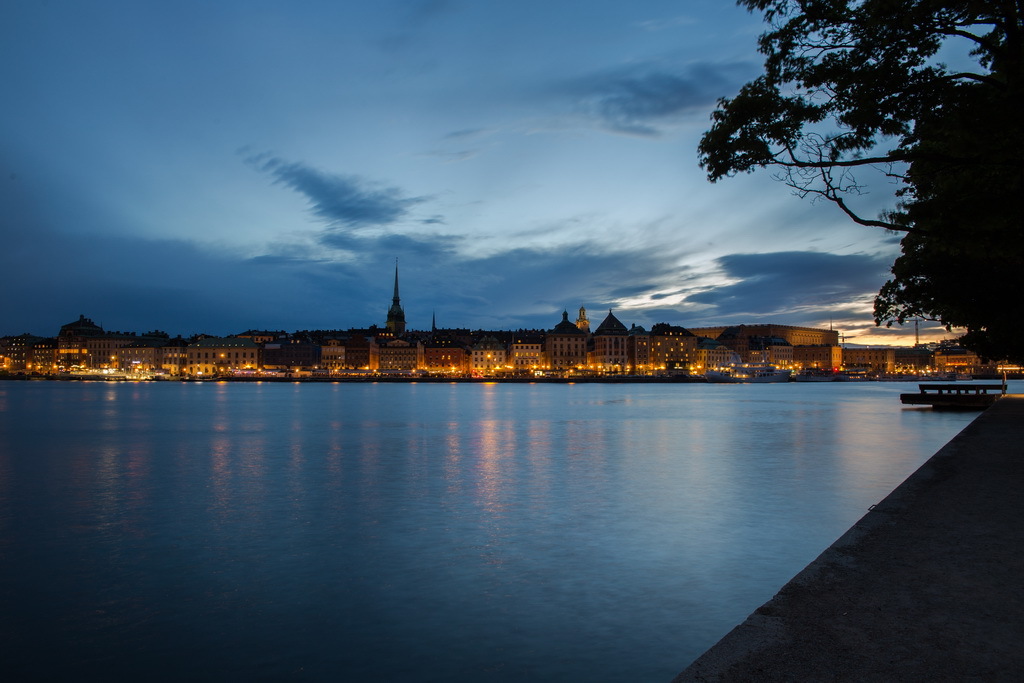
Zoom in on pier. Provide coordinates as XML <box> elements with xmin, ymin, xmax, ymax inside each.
<box><xmin>900</xmin><ymin>382</ymin><xmax>1006</xmax><ymax>409</ymax></box>
<box><xmin>674</xmin><ymin>396</ymin><xmax>1024</xmax><ymax>681</ymax></box>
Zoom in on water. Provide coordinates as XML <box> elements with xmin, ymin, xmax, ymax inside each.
<box><xmin>0</xmin><ymin>380</ymin><xmax>993</xmax><ymax>681</ymax></box>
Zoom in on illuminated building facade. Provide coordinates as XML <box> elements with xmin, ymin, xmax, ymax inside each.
<box><xmin>690</xmin><ymin>324</ymin><xmax>840</xmax><ymax>348</ymax></box>
<box><xmin>589</xmin><ymin>310</ymin><xmax>628</xmax><ymax>372</ymax></box>
<box><xmin>57</xmin><ymin>314</ymin><xmax>105</xmax><ymax>369</ymax></box>
<box><xmin>185</xmin><ymin>337</ymin><xmax>260</xmax><ymax>376</ymax></box>
<box><xmin>321</xmin><ymin>338</ymin><xmax>347</xmax><ymax>372</ymax></box>
<box><xmin>423</xmin><ymin>338</ymin><xmax>469</xmax><ymax>374</ymax></box>
<box><xmin>746</xmin><ymin>336</ymin><xmax>794</xmax><ymax>367</ymax></box>
<box><xmin>792</xmin><ymin>344</ymin><xmax>843</xmax><ymax>370</ymax></box>
<box><xmin>626</xmin><ymin>325</ymin><xmax>650</xmax><ymax>374</ymax></box>
<box><xmin>691</xmin><ymin>337</ymin><xmax>741</xmax><ymax>372</ymax></box>
<box><xmin>376</xmin><ymin>337</ymin><xmax>422</xmax><ymax>372</ymax></box>
<box><xmin>471</xmin><ymin>335</ymin><xmax>507</xmax><ymax>375</ymax></box>
<box><xmin>649</xmin><ymin>323</ymin><xmax>699</xmax><ymax>372</ymax></box>
<box><xmin>509</xmin><ymin>334</ymin><xmax>544</xmax><ymax>374</ymax></box>
<box><xmin>842</xmin><ymin>347</ymin><xmax>896</xmax><ymax>373</ymax></box>
<box><xmin>545</xmin><ymin>311</ymin><xmax>588</xmax><ymax>371</ymax></box>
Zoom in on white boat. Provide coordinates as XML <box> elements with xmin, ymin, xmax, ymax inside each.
<box><xmin>705</xmin><ymin>364</ymin><xmax>792</xmax><ymax>383</ymax></box>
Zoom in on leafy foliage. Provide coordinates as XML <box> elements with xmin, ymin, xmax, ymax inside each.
<box><xmin>699</xmin><ymin>1</ymin><xmax>1024</xmax><ymax>360</ymax></box>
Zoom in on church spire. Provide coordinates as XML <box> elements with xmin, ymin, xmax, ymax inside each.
<box><xmin>393</xmin><ymin>258</ymin><xmax>401</xmax><ymax>304</ymax></box>
<box><xmin>386</xmin><ymin>259</ymin><xmax>406</xmax><ymax>334</ymax></box>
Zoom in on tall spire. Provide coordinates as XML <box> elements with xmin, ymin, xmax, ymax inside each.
<box><xmin>393</xmin><ymin>258</ymin><xmax>401</xmax><ymax>304</ymax></box>
<box><xmin>386</xmin><ymin>258</ymin><xmax>406</xmax><ymax>334</ymax></box>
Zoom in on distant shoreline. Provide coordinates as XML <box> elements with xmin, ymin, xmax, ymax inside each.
<box><xmin>3</xmin><ymin>373</ymin><xmax>1019</xmax><ymax>384</ymax></box>
<box><xmin>1</xmin><ymin>374</ymin><xmax>710</xmax><ymax>384</ymax></box>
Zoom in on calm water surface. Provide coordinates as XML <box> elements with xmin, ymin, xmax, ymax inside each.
<box><xmin>0</xmin><ymin>380</ymin><xmax>991</xmax><ymax>681</ymax></box>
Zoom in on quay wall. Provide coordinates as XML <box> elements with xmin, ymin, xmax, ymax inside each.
<box><xmin>674</xmin><ymin>396</ymin><xmax>1024</xmax><ymax>682</ymax></box>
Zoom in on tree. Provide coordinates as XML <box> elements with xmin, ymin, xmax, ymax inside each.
<box><xmin>698</xmin><ymin>0</ymin><xmax>1024</xmax><ymax>362</ymax></box>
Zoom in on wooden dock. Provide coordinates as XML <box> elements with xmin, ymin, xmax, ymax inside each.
<box><xmin>900</xmin><ymin>383</ymin><xmax>1006</xmax><ymax>409</ymax></box>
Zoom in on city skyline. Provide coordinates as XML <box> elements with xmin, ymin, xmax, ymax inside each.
<box><xmin>2</xmin><ymin>1</ymin><xmax>949</xmax><ymax>344</ymax></box>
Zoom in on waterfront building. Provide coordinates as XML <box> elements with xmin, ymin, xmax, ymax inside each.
<box><xmin>376</xmin><ymin>337</ymin><xmax>423</xmax><ymax>373</ymax></box>
<box><xmin>842</xmin><ymin>347</ymin><xmax>897</xmax><ymax>373</ymax></box>
<box><xmin>385</xmin><ymin>263</ymin><xmax>406</xmax><ymax>335</ymax></box>
<box><xmin>894</xmin><ymin>346</ymin><xmax>934</xmax><ymax>373</ymax></box>
<box><xmin>342</xmin><ymin>332</ymin><xmax>374</xmax><ymax>370</ymax></box>
<box><xmin>158</xmin><ymin>337</ymin><xmax>189</xmax><ymax>376</ymax></box>
<box><xmin>118</xmin><ymin>339</ymin><xmax>163</xmax><ymax>374</ymax></box>
<box><xmin>691</xmin><ymin>324</ymin><xmax>840</xmax><ymax>349</ymax></box>
<box><xmin>793</xmin><ymin>344</ymin><xmax>843</xmax><ymax>370</ymax></box>
<box><xmin>263</xmin><ymin>336</ymin><xmax>322</xmax><ymax>373</ymax></box>
<box><xmin>2</xmin><ymin>334</ymin><xmax>44</xmax><ymax>373</ymax></box>
<box><xmin>0</xmin><ymin>335</ymin><xmax>58</xmax><ymax>374</ymax></box>
<box><xmin>626</xmin><ymin>324</ymin><xmax>651</xmax><ymax>374</ymax></box>
<box><xmin>423</xmin><ymin>337</ymin><xmax>469</xmax><ymax>374</ymax></box>
<box><xmin>692</xmin><ymin>337</ymin><xmax>741</xmax><ymax>372</ymax></box>
<box><xmin>930</xmin><ymin>345</ymin><xmax>1001</xmax><ymax>375</ymax></box>
<box><xmin>56</xmin><ymin>314</ymin><xmax>105</xmax><ymax>369</ymax></box>
<box><xmin>545</xmin><ymin>311</ymin><xmax>588</xmax><ymax>372</ymax></box>
<box><xmin>185</xmin><ymin>337</ymin><xmax>260</xmax><ymax>376</ymax></box>
<box><xmin>321</xmin><ymin>338</ymin><xmax>347</xmax><ymax>373</ymax></box>
<box><xmin>86</xmin><ymin>334</ymin><xmax>146</xmax><ymax>370</ymax></box>
<box><xmin>471</xmin><ymin>335</ymin><xmax>508</xmax><ymax>375</ymax></box>
<box><xmin>55</xmin><ymin>315</ymin><xmax>172</xmax><ymax>371</ymax></box>
<box><xmin>746</xmin><ymin>336</ymin><xmax>794</xmax><ymax>367</ymax></box>
<box><xmin>649</xmin><ymin>323</ymin><xmax>699</xmax><ymax>372</ymax></box>
<box><xmin>509</xmin><ymin>333</ymin><xmax>545</xmax><ymax>374</ymax></box>
<box><xmin>32</xmin><ymin>338</ymin><xmax>57</xmax><ymax>374</ymax></box>
<box><xmin>589</xmin><ymin>310</ymin><xmax>629</xmax><ymax>373</ymax></box>
<box><xmin>104</xmin><ymin>332</ymin><xmax>169</xmax><ymax>374</ymax></box>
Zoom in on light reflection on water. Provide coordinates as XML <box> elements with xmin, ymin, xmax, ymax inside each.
<box><xmin>0</xmin><ymin>380</ymin><xmax>1000</xmax><ymax>681</ymax></box>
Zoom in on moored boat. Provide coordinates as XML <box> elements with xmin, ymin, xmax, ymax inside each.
<box><xmin>793</xmin><ymin>368</ymin><xmax>839</xmax><ymax>382</ymax></box>
<box><xmin>705</xmin><ymin>364</ymin><xmax>792</xmax><ymax>383</ymax></box>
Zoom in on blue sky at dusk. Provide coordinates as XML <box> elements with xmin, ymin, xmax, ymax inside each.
<box><xmin>2</xmin><ymin>0</ymin><xmax>944</xmax><ymax>343</ymax></box>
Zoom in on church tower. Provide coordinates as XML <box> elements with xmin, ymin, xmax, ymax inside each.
<box><xmin>386</xmin><ymin>260</ymin><xmax>406</xmax><ymax>334</ymax></box>
<box><xmin>575</xmin><ymin>306</ymin><xmax>590</xmax><ymax>333</ymax></box>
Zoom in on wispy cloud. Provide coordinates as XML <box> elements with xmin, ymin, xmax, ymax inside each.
<box><xmin>634</xmin><ymin>16</ymin><xmax>698</xmax><ymax>32</ymax></box>
<box><xmin>245</xmin><ymin>154</ymin><xmax>430</xmax><ymax>228</ymax></box>
<box><xmin>563</xmin><ymin>61</ymin><xmax>754</xmax><ymax>136</ymax></box>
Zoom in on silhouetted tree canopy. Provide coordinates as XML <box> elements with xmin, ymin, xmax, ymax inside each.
<box><xmin>699</xmin><ymin>1</ymin><xmax>1023</xmax><ymax>362</ymax></box>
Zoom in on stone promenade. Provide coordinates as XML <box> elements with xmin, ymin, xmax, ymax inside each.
<box><xmin>674</xmin><ymin>396</ymin><xmax>1024</xmax><ymax>682</ymax></box>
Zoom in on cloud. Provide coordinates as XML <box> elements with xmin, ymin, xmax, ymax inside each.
<box><xmin>244</xmin><ymin>231</ymin><xmax>686</xmax><ymax>331</ymax></box>
<box><xmin>684</xmin><ymin>251</ymin><xmax>893</xmax><ymax>325</ymax></box>
<box><xmin>316</xmin><ymin>230</ymin><xmax>463</xmax><ymax>261</ymax></box>
<box><xmin>0</xmin><ymin>165</ymin><xmax>901</xmax><ymax>340</ymax></box>
<box><xmin>635</xmin><ymin>16</ymin><xmax>698</xmax><ymax>32</ymax></box>
<box><xmin>245</xmin><ymin>154</ymin><xmax>430</xmax><ymax>228</ymax></box>
<box><xmin>443</xmin><ymin>128</ymin><xmax>489</xmax><ymax>141</ymax></box>
<box><xmin>564</xmin><ymin>61</ymin><xmax>754</xmax><ymax>136</ymax></box>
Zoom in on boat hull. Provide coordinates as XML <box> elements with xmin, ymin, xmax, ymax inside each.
<box><xmin>705</xmin><ymin>368</ymin><xmax>791</xmax><ymax>383</ymax></box>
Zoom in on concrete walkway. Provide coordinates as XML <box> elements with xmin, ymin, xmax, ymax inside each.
<box><xmin>674</xmin><ymin>396</ymin><xmax>1024</xmax><ymax>682</ymax></box>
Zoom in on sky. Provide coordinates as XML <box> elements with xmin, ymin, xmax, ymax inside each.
<box><xmin>1</xmin><ymin>0</ymin><xmax>952</xmax><ymax>344</ymax></box>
